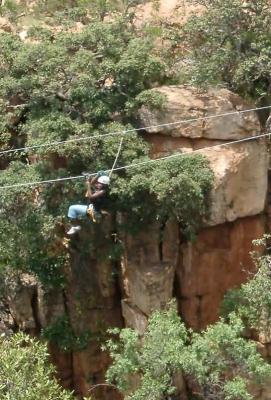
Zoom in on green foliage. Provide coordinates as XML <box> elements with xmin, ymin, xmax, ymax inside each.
<box><xmin>0</xmin><ymin>0</ymin><xmax>214</xmax><ymax>287</ymax></box>
<box><xmin>183</xmin><ymin>313</ymin><xmax>271</xmax><ymax>399</ymax></box>
<box><xmin>0</xmin><ymin>162</ymin><xmax>67</xmax><ymax>288</ymax></box>
<box><xmin>113</xmin><ymin>154</ymin><xmax>214</xmax><ymax>237</ymax></box>
<box><xmin>222</xmin><ymin>237</ymin><xmax>271</xmax><ymax>334</ymax></box>
<box><xmin>105</xmin><ymin>302</ymin><xmax>271</xmax><ymax>400</ymax></box>
<box><xmin>0</xmin><ymin>332</ymin><xmax>74</xmax><ymax>399</ymax></box>
<box><xmin>41</xmin><ymin>315</ymin><xmax>92</xmax><ymax>352</ymax></box>
<box><xmin>105</xmin><ymin>302</ymin><xmax>188</xmax><ymax>399</ymax></box>
<box><xmin>179</xmin><ymin>0</ymin><xmax>271</xmax><ymax>101</ymax></box>
<box><xmin>105</xmin><ymin>328</ymin><xmax>140</xmax><ymax>391</ymax></box>
<box><xmin>149</xmin><ymin>154</ymin><xmax>213</xmax><ymax>237</ymax></box>
<box><xmin>223</xmin><ymin>377</ymin><xmax>253</xmax><ymax>400</ymax></box>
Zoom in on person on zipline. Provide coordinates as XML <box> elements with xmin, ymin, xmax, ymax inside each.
<box><xmin>67</xmin><ymin>171</ymin><xmax>110</xmax><ymax>235</ymax></box>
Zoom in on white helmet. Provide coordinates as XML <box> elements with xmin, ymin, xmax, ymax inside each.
<box><xmin>97</xmin><ymin>175</ymin><xmax>110</xmax><ymax>185</ymax></box>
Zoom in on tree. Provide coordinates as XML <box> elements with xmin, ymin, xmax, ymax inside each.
<box><xmin>0</xmin><ymin>0</ymin><xmax>214</xmax><ymax>287</ymax></box>
<box><xmin>222</xmin><ymin>236</ymin><xmax>271</xmax><ymax>336</ymax></box>
<box><xmin>175</xmin><ymin>0</ymin><xmax>271</xmax><ymax>105</ymax></box>
<box><xmin>0</xmin><ymin>332</ymin><xmax>74</xmax><ymax>399</ymax></box>
<box><xmin>105</xmin><ymin>303</ymin><xmax>188</xmax><ymax>399</ymax></box>
<box><xmin>183</xmin><ymin>314</ymin><xmax>271</xmax><ymax>400</ymax></box>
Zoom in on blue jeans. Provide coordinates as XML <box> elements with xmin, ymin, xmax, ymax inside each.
<box><xmin>68</xmin><ymin>204</ymin><xmax>88</xmax><ymax>219</ymax></box>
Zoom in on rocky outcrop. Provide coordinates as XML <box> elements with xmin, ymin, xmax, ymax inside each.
<box><xmin>0</xmin><ymin>17</ymin><xmax>13</xmax><ymax>33</ymax></box>
<box><xmin>139</xmin><ymin>86</ymin><xmax>268</xmax><ymax>227</ymax></box>
<box><xmin>139</xmin><ymin>86</ymin><xmax>261</xmax><ymax>140</ymax></box>
<box><xmin>121</xmin><ymin>219</ymin><xmax>179</xmax><ymax>327</ymax></box>
<box><xmin>123</xmin><ymin>86</ymin><xmax>268</xmax><ymax>332</ymax></box>
<box><xmin>5</xmin><ymin>273</ymin><xmax>39</xmax><ymax>333</ymax></box>
<box><xmin>202</xmin><ymin>141</ymin><xmax>268</xmax><ymax>226</ymax></box>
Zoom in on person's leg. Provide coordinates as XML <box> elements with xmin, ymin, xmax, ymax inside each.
<box><xmin>68</xmin><ymin>204</ymin><xmax>88</xmax><ymax>219</ymax></box>
<box><xmin>67</xmin><ymin>205</ymin><xmax>88</xmax><ymax>235</ymax></box>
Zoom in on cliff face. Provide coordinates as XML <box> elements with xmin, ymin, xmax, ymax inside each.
<box><xmin>127</xmin><ymin>85</ymin><xmax>268</xmax><ymax>332</ymax></box>
<box><xmin>1</xmin><ymin>85</ymin><xmax>268</xmax><ymax>399</ymax></box>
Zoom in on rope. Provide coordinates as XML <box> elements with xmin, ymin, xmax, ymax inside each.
<box><xmin>0</xmin><ymin>104</ymin><xmax>270</xmax><ymax>157</ymax></box>
<box><xmin>0</xmin><ymin>131</ymin><xmax>268</xmax><ymax>191</ymax></box>
<box><xmin>109</xmin><ymin>136</ymin><xmax>124</xmax><ymax>178</ymax></box>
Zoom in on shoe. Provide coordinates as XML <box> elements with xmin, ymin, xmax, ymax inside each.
<box><xmin>67</xmin><ymin>225</ymin><xmax>81</xmax><ymax>235</ymax></box>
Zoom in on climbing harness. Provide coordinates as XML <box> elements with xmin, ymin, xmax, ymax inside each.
<box><xmin>87</xmin><ymin>206</ymin><xmax>98</xmax><ymax>223</ymax></box>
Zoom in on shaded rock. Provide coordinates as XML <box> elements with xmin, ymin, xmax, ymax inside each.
<box><xmin>0</xmin><ymin>17</ymin><xmax>13</xmax><ymax>33</ymax></box>
<box><xmin>5</xmin><ymin>274</ymin><xmax>38</xmax><ymax>332</ymax></box>
<box><xmin>123</xmin><ymin>219</ymin><xmax>179</xmax><ymax>270</ymax></box>
<box><xmin>37</xmin><ymin>286</ymin><xmax>66</xmax><ymax>328</ymax></box>
<box><xmin>72</xmin><ymin>342</ymin><xmax>121</xmax><ymax>400</ymax></box>
<box><xmin>173</xmin><ymin>372</ymin><xmax>188</xmax><ymax>400</ymax></box>
<box><xmin>121</xmin><ymin>220</ymin><xmax>178</xmax><ymax>316</ymax></box>
<box><xmin>126</xmin><ymin>262</ymin><xmax>175</xmax><ymax>316</ymax></box>
<box><xmin>138</xmin><ymin>85</ymin><xmax>260</xmax><ymax>140</ymax></box>
<box><xmin>175</xmin><ymin>215</ymin><xmax>265</xmax><ymax>330</ymax></box>
<box><xmin>48</xmin><ymin>343</ymin><xmax>73</xmax><ymax>391</ymax></box>
<box><xmin>61</xmin><ymin>223</ymin><xmax>123</xmax><ymax>399</ymax></box>
<box><xmin>121</xmin><ymin>300</ymin><xmax>148</xmax><ymax>335</ymax></box>
<box><xmin>0</xmin><ymin>301</ymin><xmax>15</xmax><ymax>335</ymax></box>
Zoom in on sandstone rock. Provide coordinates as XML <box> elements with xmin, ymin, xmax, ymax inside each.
<box><xmin>136</xmin><ymin>0</ymin><xmax>202</xmax><ymax>24</ymax></box>
<box><xmin>121</xmin><ymin>300</ymin><xmax>148</xmax><ymax>335</ymax></box>
<box><xmin>201</xmin><ymin>140</ymin><xmax>268</xmax><ymax>226</ymax></box>
<box><xmin>19</xmin><ymin>29</ymin><xmax>28</xmax><ymax>41</ymax></box>
<box><xmin>139</xmin><ymin>86</ymin><xmax>268</xmax><ymax>226</ymax></box>
<box><xmin>0</xmin><ymin>302</ymin><xmax>15</xmax><ymax>335</ymax></box>
<box><xmin>48</xmin><ymin>343</ymin><xmax>73</xmax><ymax>391</ymax></box>
<box><xmin>138</xmin><ymin>86</ymin><xmax>260</xmax><ymax>140</ymax></box>
<box><xmin>265</xmin><ymin>343</ymin><xmax>271</xmax><ymax>357</ymax></box>
<box><xmin>173</xmin><ymin>372</ymin><xmax>188</xmax><ymax>400</ymax></box>
<box><xmin>0</xmin><ymin>17</ymin><xmax>13</xmax><ymax>33</ymax></box>
<box><xmin>72</xmin><ymin>343</ymin><xmax>121</xmax><ymax>400</ymax></box>
<box><xmin>256</xmin><ymin>342</ymin><xmax>268</xmax><ymax>358</ymax></box>
<box><xmin>123</xmin><ymin>219</ymin><xmax>179</xmax><ymax>269</ymax></box>
<box><xmin>121</xmin><ymin>220</ymin><xmax>178</xmax><ymax>317</ymax></box>
<box><xmin>37</xmin><ymin>286</ymin><xmax>66</xmax><ymax>328</ymax></box>
<box><xmin>127</xmin><ymin>262</ymin><xmax>175</xmax><ymax>316</ymax></box>
<box><xmin>258</xmin><ymin>329</ymin><xmax>271</xmax><ymax>345</ymax></box>
<box><xmin>5</xmin><ymin>274</ymin><xmax>38</xmax><ymax>332</ymax></box>
<box><xmin>176</xmin><ymin>215</ymin><xmax>265</xmax><ymax>330</ymax></box>
<box><xmin>259</xmin><ymin>385</ymin><xmax>271</xmax><ymax>400</ymax></box>
<box><xmin>59</xmin><ymin>224</ymin><xmax>123</xmax><ymax>399</ymax></box>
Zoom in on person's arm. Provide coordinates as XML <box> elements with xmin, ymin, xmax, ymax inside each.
<box><xmin>85</xmin><ymin>171</ymin><xmax>105</xmax><ymax>198</ymax></box>
<box><xmin>88</xmin><ymin>189</ymin><xmax>106</xmax><ymax>201</ymax></box>
<box><xmin>85</xmin><ymin>176</ymin><xmax>98</xmax><ymax>198</ymax></box>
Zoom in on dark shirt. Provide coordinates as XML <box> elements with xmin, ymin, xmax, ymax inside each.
<box><xmin>89</xmin><ymin>187</ymin><xmax>108</xmax><ymax>212</ymax></box>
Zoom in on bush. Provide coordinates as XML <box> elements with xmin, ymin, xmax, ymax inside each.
<box><xmin>0</xmin><ymin>332</ymin><xmax>74</xmax><ymax>400</ymax></box>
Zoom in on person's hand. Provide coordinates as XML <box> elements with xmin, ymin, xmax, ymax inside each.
<box><xmin>82</xmin><ymin>172</ymin><xmax>91</xmax><ymax>180</ymax></box>
<box><xmin>97</xmin><ymin>170</ymin><xmax>106</xmax><ymax>177</ymax></box>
